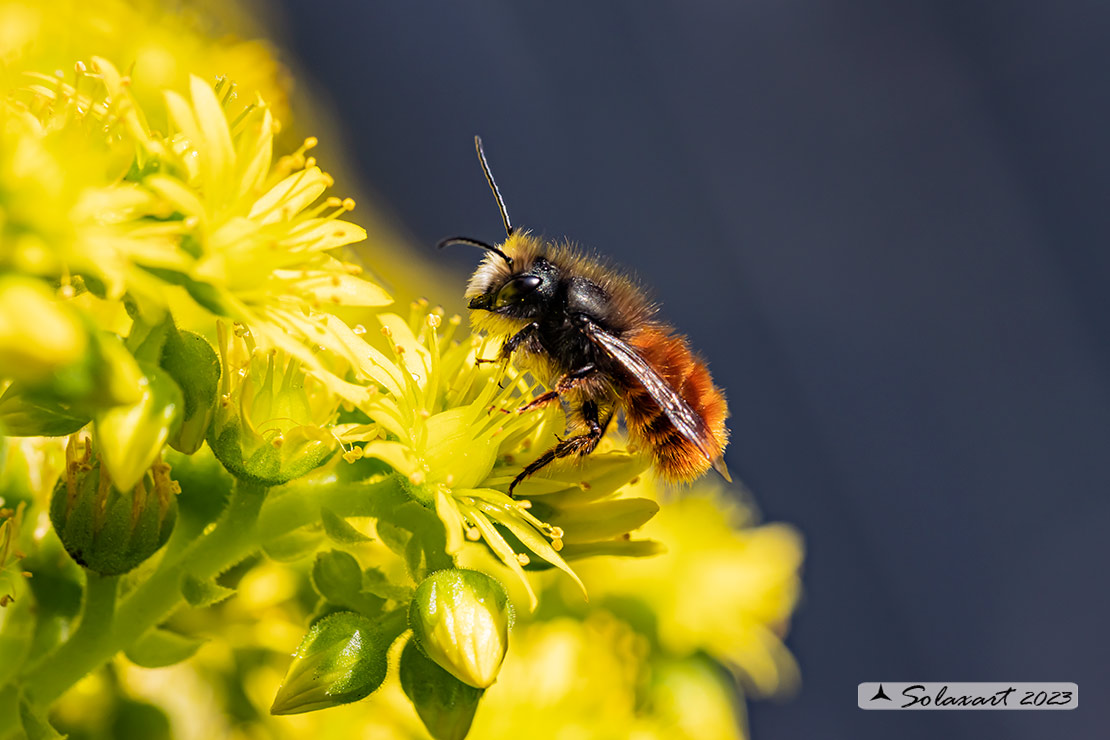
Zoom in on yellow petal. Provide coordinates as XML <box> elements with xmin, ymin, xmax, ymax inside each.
<box><xmin>189</xmin><ymin>75</ymin><xmax>236</xmax><ymax>204</ymax></box>
<box><xmin>144</xmin><ymin>174</ymin><xmax>207</xmax><ymax>221</ymax></box>
<box><xmin>280</xmin><ymin>218</ymin><xmax>367</xmax><ymax>253</ymax></box>
<box><xmin>272</xmin><ymin>269</ymin><xmax>391</xmax><ymax>307</ymax></box>
<box><xmin>164</xmin><ymin>90</ymin><xmax>202</xmax><ymax>163</ymax></box>
<box><xmin>434</xmin><ymin>489</ymin><xmax>467</xmax><ymax>555</ymax></box>
<box><xmin>249</xmin><ymin>167</ymin><xmax>329</xmax><ymax>225</ymax></box>
<box><xmin>457</xmin><ymin>502</ymin><xmax>537</xmax><ymax>610</ymax></box>
<box><xmin>361</xmin><ymin>440</ymin><xmax>419</xmax><ymax>476</ymax></box>
<box><xmin>468</xmin><ymin>496</ymin><xmax>587</xmax><ymax>599</ymax></box>
<box><xmin>236</xmin><ymin>104</ymin><xmax>274</xmax><ymax>200</ymax></box>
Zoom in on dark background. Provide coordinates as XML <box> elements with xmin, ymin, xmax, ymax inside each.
<box><xmin>267</xmin><ymin>2</ymin><xmax>1108</xmax><ymax>738</ymax></box>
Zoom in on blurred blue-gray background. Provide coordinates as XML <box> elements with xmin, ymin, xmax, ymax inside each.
<box><xmin>269</xmin><ymin>1</ymin><xmax>1108</xmax><ymax>737</ymax></box>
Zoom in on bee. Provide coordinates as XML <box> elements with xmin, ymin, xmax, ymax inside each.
<box><xmin>440</xmin><ymin>137</ymin><xmax>730</xmax><ymax>495</ymax></box>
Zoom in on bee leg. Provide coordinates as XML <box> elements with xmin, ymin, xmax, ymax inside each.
<box><xmin>516</xmin><ymin>364</ymin><xmax>597</xmax><ymax>414</ymax></box>
<box><xmin>508</xmin><ymin>400</ymin><xmax>604</xmax><ymax>496</ymax></box>
<box><xmin>474</xmin><ymin>323</ymin><xmax>537</xmax><ymax>365</ymax></box>
<box><xmin>498</xmin><ymin>322</ymin><xmax>540</xmax><ymax>362</ymax></box>
<box><xmin>476</xmin><ymin>323</ymin><xmax>540</xmax><ymax>386</ymax></box>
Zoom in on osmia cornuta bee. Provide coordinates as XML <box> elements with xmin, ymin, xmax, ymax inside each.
<box><xmin>440</xmin><ymin>137</ymin><xmax>730</xmax><ymax>495</ymax></box>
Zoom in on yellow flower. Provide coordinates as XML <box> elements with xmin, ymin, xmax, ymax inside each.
<box><xmin>468</xmin><ymin>615</ymin><xmax>744</xmax><ymax>740</ymax></box>
<box><xmin>329</xmin><ymin>306</ymin><xmax>658</xmax><ymax>609</ymax></box>
<box><xmin>6</xmin><ymin>55</ymin><xmax>390</xmax><ymax>395</ymax></box>
<box><xmin>0</xmin><ymin>0</ymin><xmax>291</xmax><ymax>126</ymax></box>
<box><xmin>98</xmin><ymin>60</ymin><xmax>390</xmax><ymax>374</ymax></box>
<box><xmin>580</xmin><ymin>486</ymin><xmax>804</xmax><ymax>697</ymax></box>
<box><xmin>207</xmin><ymin>323</ymin><xmax>340</xmax><ymax>486</ymax></box>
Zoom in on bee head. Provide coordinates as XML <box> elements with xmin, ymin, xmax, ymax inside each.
<box><xmin>460</xmin><ymin>233</ymin><xmax>557</xmax><ymax>317</ymax></box>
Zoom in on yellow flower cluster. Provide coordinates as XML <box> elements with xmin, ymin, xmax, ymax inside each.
<box><xmin>0</xmin><ymin>1</ymin><xmax>806</xmax><ymax>738</ymax></box>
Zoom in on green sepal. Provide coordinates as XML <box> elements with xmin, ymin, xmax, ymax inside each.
<box><xmin>160</xmin><ymin>328</ymin><xmax>220</xmax><ymax>454</ymax></box>
<box><xmin>389</xmin><ymin>501</ymin><xmax>451</xmax><ymax>580</ymax></box>
<box><xmin>262</xmin><ymin>528</ymin><xmax>325</xmax><ymax>563</ymax></box>
<box><xmin>375</xmin><ymin>519</ymin><xmax>411</xmax><ymax>555</ymax></box>
<box><xmin>362</xmin><ymin>567</ymin><xmax>413</xmax><ymax>602</ymax></box>
<box><xmin>181</xmin><ymin>573</ymin><xmax>235</xmax><ymax>607</ymax></box>
<box><xmin>207</xmin><ymin>421</ymin><xmax>336</xmax><ymax>487</ymax></box>
<box><xmin>140</xmin><ymin>267</ymin><xmax>230</xmax><ymax>316</ymax></box>
<box><xmin>320</xmin><ymin>507</ymin><xmax>371</xmax><ymax>544</ymax></box>
<box><xmin>125</xmin><ymin>627</ymin><xmax>206</xmax><ymax>668</ymax></box>
<box><xmin>400</xmin><ymin>639</ymin><xmax>484</xmax><ymax>740</ymax></box>
<box><xmin>0</xmin><ymin>331</ymin><xmax>148</xmax><ymax>438</ymax></box>
<box><xmin>312</xmin><ymin>550</ymin><xmax>385</xmax><ymax>616</ymax></box>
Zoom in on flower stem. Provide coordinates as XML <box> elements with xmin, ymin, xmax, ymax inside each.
<box><xmin>18</xmin><ymin>478</ymin><xmax>268</xmax><ymax>710</ymax></box>
<box><xmin>0</xmin><ymin>475</ymin><xmax>404</xmax><ymax>735</ymax></box>
<box><xmin>257</xmin><ymin>474</ymin><xmax>406</xmax><ymax>544</ymax></box>
<box><xmin>34</xmin><ymin>572</ymin><xmax>119</xmax><ymax>688</ymax></box>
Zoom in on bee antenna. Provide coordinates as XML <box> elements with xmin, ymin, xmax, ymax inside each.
<box><xmin>474</xmin><ymin>135</ymin><xmax>514</xmax><ymax>238</ymax></box>
<box><xmin>437</xmin><ymin>236</ymin><xmax>514</xmax><ymax>268</ymax></box>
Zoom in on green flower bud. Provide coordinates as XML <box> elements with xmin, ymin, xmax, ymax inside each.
<box><xmin>49</xmin><ymin>437</ymin><xmax>179</xmax><ymax>575</ymax></box>
<box><xmin>409</xmin><ymin>569</ymin><xmax>510</xmax><ymax>689</ymax></box>
<box><xmin>94</xmin><ymin>364</ymin><xmax>183</xmax><ymax>491</ymax></box>
<box><xmin>207</xmin><ymin>324</ymin><xmax>337</xmax><ymax>486</ymax></box>
<box><xmin>270</xmin><ymin>610</ymin><xmax>401</xmax><ymax>715</ymax></box>
<box><xmin>159</xmin><ymin>329</ymin><xmax>220</xmax><ymax>454</ymax></box>
<box><xmin>399</xmin><ymin>639</ymin><xmax>484</xmax><ymax>740</ymax></box>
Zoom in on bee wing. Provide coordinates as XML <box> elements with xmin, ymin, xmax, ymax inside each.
<box><xmin>583</xmin><ymin>320</ymin><xmax>730</xmax><ymax>480</ymax></box>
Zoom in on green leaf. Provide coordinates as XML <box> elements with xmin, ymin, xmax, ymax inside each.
<box><xmin>391</xmin><ymin>501</ymin><xmax>451</xmax><ymax>576</ymax></box>
<box><xmin>405</xmin><ymin>536</ymin><xmax>428</xmax><ymax>581</ymax></box>
<box><xmin>375</xmin><ymin>519</ymin><xmax>411</xmax><ymax>555</ymax></box>
<box><xmin>312</xmin><ymin>550</ymin><xmax>384</xmax><ymax>616</ymax></box>
<box><xmin>363</xmin><ymin>567</ymin><xmax>413</xmax><ymax>602</ymax></box>
<box><xmin>19</xmin><ymin>694</ymin><xmax>66</xmax><ymax>740</ymax></box>
<box><xmin>0</xmin><ymin>383</ymin><xmax>90</xmax><ymax>436</ymax></box>
<box><xmin>109</xmin><ymin>698</ymin><xmax>172</xmax><ymax>740</ymax></box>
<box><xmin>160</xmin><ymin>329</ymin><xmax>220</xmax><ymax>454</ymax></box>
<box><xmin>321</xmin><ymin>507</ymin><xmax>371</xmax><ymax>544</ymax></box>
<box><xmin>400</xmin><ymin>640</ymin><xmax>484</xmax><ymax>740</ymax></box>
<box><xmin>125</xmin><ymin>627</ymin><xmax>206</xmax><ymax>668</ymax></box>
<box><xmin>181</xmin><ymin>573</ymin><xmax>235</xmax><ymax>607</ymax></box>
<box><xmin>262</xmin><ymin>528</ymin><xmax>325</xmax><ymax>563</ymax></box>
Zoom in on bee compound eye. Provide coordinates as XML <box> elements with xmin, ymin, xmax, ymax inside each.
<box><xmin>495</xmin><ymin>274</ymin><xmax>543</xmax><ymax>307</ymax></box>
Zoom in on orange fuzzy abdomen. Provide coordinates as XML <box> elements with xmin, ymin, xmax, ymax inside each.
<box><xmin>620</xmin><ymin>326</ymin><xmax>729</xmax><ymax>481</ymax></box>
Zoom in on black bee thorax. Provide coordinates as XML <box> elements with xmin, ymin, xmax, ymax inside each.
<box><xmin>533</xmin><ymin>316</ymin><xmax>593</xmax><ymax>371</ymax></box>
